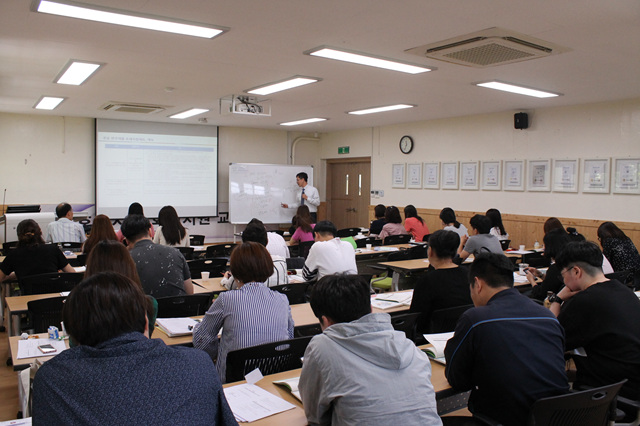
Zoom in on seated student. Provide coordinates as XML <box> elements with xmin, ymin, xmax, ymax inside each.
<box><xmin>115</xmin><ymin>202</ymin><xmax>155</xmax><ymax>243</ymax></box>
<box><xmin>290</xmin><ymin>205</ymin><xmax>315</xmax><ymax>244</ymax></box>
<box><xmin>221</xmin><ymin>223</ymin><xmax>288</xmax><ymax>290</ymax></box>
<box><xmin>410</xmin><ymin>230</ymin><xmax>472</xmax><ymax>334</ymax></box>
<box><xmin>368</xmin><ymin>203</ymin><xmax>386</xmax><ymax>236</ymax></box>
<box><xmin>486</xmin><ymin>208</ymin><xmax>509</xmax><ymax>241</ymax></box>
<box><xmin>377</xmin><ymin>206</ymin><xmax>409</xmax><ymax>241</ymax></box>
<box><xmin>302</xmin><ymin>221</ymin><xmax>357</xmax><ymax>282</ymax></box>
<box><xmin>249</xmin><ymin>218</ymin><xmax>290</xmax><ymax>259</ymax></box>
<box><xmin>598</xmin><ymin>221</ymin><xmax>640</xmax><ymax>275</ymax></box>
<box><xmin>121</xmin><ymin>214</ymin><xmax>193</xmax><ymax>298</ymax></box>
<box><xmin>543</xmin><ymin>217</ymin><xmax>566</xmax><ymax>235</ymax></box>
<box><xmin>525</xmin><ymin>228</ymin><xmax>571</xmax><ymax>301</ymax></box>
<box><xmin>299</xmin><ymin>274</ymin><xmax>442</xmax><ymax>425</ymax></box>
<box><xmin>82</xmin><ymin>214</ymin><xmax>118</xmax><ymax>255</ymax></box>
<box><xmin>550</xmin><ymin>241</ymin><xmax>640</xmax><ymax>400</ymax></box>
<box><xmin>0</xmin><ymin>219</ymin><xmax>75</xmax><ymax>282</ymax></box>
<box><xmin>403</xmin><ymin>204</ymin><xmax>429</xmax><ymax>241</ymax></box>
<box><xmin>193</xmin><ymin>242</ymin><xmax>294</xmax><ymax>383</ymax></box>
<box><xmin>32</xmin><ymin>272</ymin><xmax>236</xmax><ymax>425</ymax></box>
<box><xmin>45</xmin><ymin>202</ymin><xmax>87</xmax><ymax>243</ymax></box>
<box><xmin>439</xmin><ymin>207</ymin><xmax>468</xmax><ymax>238</ymax></box>
<box><xmin>457</xmin><ymin>214</ymin><xmax>504</xmax><ymax>262</ymax></box>
<box><xmin>445</xmin><ymin>253</ymin><xmax>569</xmax><ymax>426</ymax></box>
<box><xmin>153</xmin><ymin>205</ymin><xmax>190</xmax><ymax>247</ymax></box>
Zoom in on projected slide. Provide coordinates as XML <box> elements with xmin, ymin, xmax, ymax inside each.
<box><xmin>96</xmin><ymin>119</ymin><xmax>218</xmax><ymax>218</ymax></box>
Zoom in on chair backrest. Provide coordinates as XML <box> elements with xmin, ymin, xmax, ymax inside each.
<box><xmin>429</xmin><ymin>304</ymin><xmax>474</xmax><ymax>333</ymax></box>
<box><xmin>528</xmin><ymin>380</ymin><xmax>626</xmax><ymax>426</ymax></box>
<box><xmin>336</xmin><ymin>227</ymin><xmax>361</xmax><ymax>238</ymax></box>
<box><xmin>20</xmin><ymin>272</ymin><xmax>83</xmax><ymax>295</ymax></box>
<box><xmin>386</xmin><ymin>250</ymin><xmax>411</xmax><ymax>262</ymax></box>
<box><xmin>605</xmin><ymin>270</ymin><xmax>633</xmax><ymax>288</ymax></box>
<box><xmin>298</xmin><ymin>240</ymin><xmax>315</xmax><ymax>259</ymax></box>
<box><xmin>500</xmin><ymin>239</ymin><xmax>511</xmax><ymax>251</ymax></box>
<box><xmin>286</xmin><ymin>257</ymin><xmax>306</xmax><ymax>269</ymax></box>
<box><xmin>176</xmin><ymin>246</ymin><xmax>195</xmax><ymax>260</ymax></box>
<box><xmin>390</xmin><ymin>312</ymin><xmax>421</xmax><ymax>343</ymax></box>
<box><xmin>272</xmin><ymin>230</ymin><xmax>285</xmax><ymax>236</ymax></box>
<box><xmin>189</xmin><ymin>234</ymin><xmax>205</xmax><ymax>246</ymax></box>
<box><xmin>58</xmin><ymin>242</ymin><xmax>83</xmax><ymax>252</ymax></box>
<box><xmin>2</xmin><ymin>241</ymin><xmax>18</xmax><ymax>255</ymax></box>
<box><xmin>356</xmin><ymin>236</ymin><xmax>382</xmax><ymax>248</ymax></box>
<box><xmin>205</xmin><ymin>243</ymin><xmax>237</xmax><ymax>259</ymax></box>
<box><xmin>225</xmin><ymin>336</ymin><xmax>313</xmax><ymax>383</ymax></box>
<box><xmin>187</xmin><ymin>258</ymin><xmax>228</xmax><ymax>279</ymax></box>
<box><xmin>27</xmin><ymin>296</ymin><xmax>66</xmax><ymax>333</ymax></box>
<box><xmin>270</xmin><ymin>283</ymin><xmax>310</xmax><ymax>305</ymax></box>
<box><xmin>522</xmin><ymin>251</ymin><xmax>551</xmax><ymax>268</ymax></box>
<box><xmin>294</xmin><ymin>323</ymin><xmax>322</xmax><ymax>338</ymax></box>
<box><xmin>156</xmin><ymin>294</ymin><xmax>212</xmax><ymax>318</ymax></box>
<box><xmin>383</xmin><ymin>234</ymin><xmax>411</xmax><ymax>246</ymax></box>
<box><xmin>409</xmin><ymin>244</ymin><xmax>429</xmax><ymax>259</ymax></box>
<box><xmin>67</xmin><ymin>253</ymin><xmax>87</xmax><ymax>267</ymax></box>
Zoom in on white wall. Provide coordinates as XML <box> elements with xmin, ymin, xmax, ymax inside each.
<box><xmin>321</xmin><ymin>98</ymin><xmax>640</xmax><ymax>222</ymax></box>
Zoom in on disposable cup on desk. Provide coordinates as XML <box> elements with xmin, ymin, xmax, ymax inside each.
<box><xmin>519</xmin><ymin>263</ymin><xmax>529</xmax><ymax>275</ymax></box>
<box><xmin>366</xmin><ymin>243</ymin><xmax>372</xmax><ymax>250</ymax></box>
<box><xmin>201</xmin><ymin>271</ymin><xmax>210</xmax><ymax>280</ymax></box>
<box><xmin>519</xmin><ymin>244</ymin><xmax>526</xmax><ymax>251</ymax></box>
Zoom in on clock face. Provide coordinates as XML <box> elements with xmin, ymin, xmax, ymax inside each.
<box><xmin>399</xmin><ymin>136</ymin><xmax>413</xmax><ymax>154</ymax></box>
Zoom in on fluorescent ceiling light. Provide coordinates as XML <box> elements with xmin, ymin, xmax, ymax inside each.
<box><xmin>348</xmin><ymin>104</ymin><xmax>415</xmax><ymax>115</ymax></box>
<box><xmin>475</xmin><ymin>81</ymin><xmax>560</xmax><ymax>98</ymax></box>
<box><xmin>307</xmin><ymin>47</ymin><xmax>432</xmax><ymax>74</ymax></box>
<box><xmin>169</xmin><ymin>108</ymin><xmax>209</xmax><ymax>119</ymax></box>
<box><xmin>34</xmin><ymin>96</ymin><xmax>65</xmax><ymax>110</ymax></box>
<box><xmin>35</xmin><ymin>0</ymin><xmax>226</xmax><ymax>39</ymax></box>
<box><xmin>246</xmin><ymin>76</ymin><xmax>320</xmax><ymax>96</ymax></box>
<box><xmin>55</xmin><ymin>61</ymin><xmax>102</xmax><ymax>85</ymax></box>
<box><xmin>280</xmin><ymin>118</ymin><xmax>327</xmax><ymax>126</ymax></box>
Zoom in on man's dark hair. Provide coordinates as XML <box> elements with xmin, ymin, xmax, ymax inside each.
<box><xmin>469</xmin><ymin>214</ymin><xmax>492</xmax><ymax>234</ymax></box>
<box><xmin>296</xmin><ymin>172</ymin><xmax>308</xmax><ymax>182</ymax></box>
<box><xmin>64</xmin><ymin>272</ymin><xmax>147</xmax><ymax>347</ymax></box>
<box><xmin>374</xmin><ymin>204</ymin><xmax>386</xmax><ymax>218</ymax></box>
<box><xmin>314</xmin><ymin>220</ymin><xmax>337</xmax><ymax>238</ymax></box>
<box><xmin>242</xmin><ymin>223</ymin><xmax>268</xmax><ymax>246</ymax></box>
<box><xmin>310</xmin><ymin>274</ymin><xmax>371</xmax><ymax>323</ymax></box>
<box><xmin>428</xmin><ymin>230</ymin><xmax>460</xmax><ymax>260</ymax></box>
<box><xmin>555</xmin><ymin>241</ymin><xmax>603</xmax><ymax>276</ymax></box>
<box><xmin>248</xmin><ymin>218</ymin><xmax>265</xmax><ymax>228</ymax></box>
<box><xmin>469</xmin><ymin>253</ymin><xmax>514</xmax><ymax>289</ymax></box>
<box><xmin>120</xmin><ymin>214</ymin><xmax>151</xmax><ymax>241</ymax></box>
<box><xmin>543</xmin><ymin>228</ymin><xmax>571</xmax><ymax>260</ymax></box>
<box><xmin>56</xmin><ymin>203</ymin><xmax>72</xmax><ymax>219</ymax></box>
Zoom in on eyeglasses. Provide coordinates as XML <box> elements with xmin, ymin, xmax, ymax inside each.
<box><xmin>559</xmin><ymin>265</ymin><xmax>575</xmax><ymax>282</ymax></box>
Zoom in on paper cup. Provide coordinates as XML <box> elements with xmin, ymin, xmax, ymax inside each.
<box><xmin>201</xmin><ymin>271</ymin><xmax>210</xmax><ymax>280</ymax></box>
<box><xmin>519</xmin><ymin>244</ymin><xmax>526</xmax><ymax>252</ymax></box>
<box><xmin>366</xmin><ymin>243</ymin><xmax>372</xmax><ymax>250</ymax></box>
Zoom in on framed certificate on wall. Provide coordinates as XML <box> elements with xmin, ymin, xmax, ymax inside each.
<box><xmin>504</xmin><ymin>160</ymin><xmax>524</xmax><ymax>191</ymax></box>
<box><xmin>392</xmin><ymin>163</ymin><xmax>406</xmax><ymax>188</ymax></box>
<box><xmin>407</xmin><ymin>163</ymin><xmax>422</xmax><ymax>189</ymax></box>
<box><xmin>481</xmin><ymin>161</ymin><xmax>501</xmax><ymax>190</ymax></box>
<box><xmin>613</xmin><ymin>158</ymin><xmax>640</xmax><ymax>194</ymax></box>
<box><xmin>423</xmin><ymin>162</ymin><xmax>440</xmax><ymax>189</ymax></box>
<box><xmin>460</xmin><ymin>161</ymin><xmax>479</xmax><ymax>190</ymax></box>
<box><xmin>441</xmin><ymin>162</ymin><xmax>459</xmax><ymax>190</ymax></box>
<box><xmin>552</xmin><ymin>159</ymin><xmax>579</xmax><ymax>192</ymax></box>
<box><xmin>528</xmin><ymin>159</ymin><xmax>551</xmax><ymax>192</ymax></box>
<box><xmin>582</xmin><ymin>158</ymin><xmax>610</xmax><ymax>194</ymax></box>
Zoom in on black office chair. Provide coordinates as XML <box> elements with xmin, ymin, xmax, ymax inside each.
<box><xmin>225</xmin><ymin>336</ymin><xmax>313</xmax><ymax>383</ymax></box>
<box><xmin>205</xmin><ymin>243</ymin><xmax>237</xmax><ymax>259</ymax></box>
<box><xmin>189</xmin><ymin>234</ymin><xmax>205</xmax><ymax>246</ymax></box>
<box><xmin>20</xmin><ymin>272</ymin><xmax>83</xmax><ymax>295</ymax></box>
<box><xmin>355</xmin><ymin>236</ymin><xmax>382</xmax><ymax>248</ymax></box>
<box><xmin>428</xmin><ymin>304</ymin><xmax>474</xmax><ymax>333</ymax></box>
<box><xmin>294</xmin><ymin>323</ymin><xmax>322</xmax><ymax>338</ymax></box>
<box><xmin>272</xmin><ymin>230</ymin><xmax>285</xmax><ymax>236</ymax></box>
<box><xmin>58</xmin><ymin>242</ymin><xmax>83</xmax><ymax>252</ymax></box>
<box><xmin>187</xmin><ymin>258</ymin><xmax>228</xmax><ymax>279</ymax></box>
<box><xmin>408</xmin><ymin>244</ymin><xmax>428</xmax><ymax>259</ymax></box>
<box><xmin>67</xmin><ymin>253</ymin><xmax>87</xmax><ymax>267</ymax></box>
<box><xmin>499</xmin><ymin>239</ymin><xmax>511</xmax><ymax>251</ymax></box>
<box><xmin>297</xmin><ymin>240</ymin><xmax>315</xmax><ymax>259</ymax></box>
<box><xmin>286</xmin><ymin>257</ymin><xmax>306</xmax><ymax>269</ymax></box>
<box><xmin>271</xmin><ymin>283</ymin><xmax>310</xmax><ymax>305</ymax></box>
<box><xmin>176</xmin><ymin>246</ymin><xmax>195</xmax><ymax>260</ymax></box>
<box><xmin>2</xmin><ymin>241</ymin><xmax>18</xmax><ymax>255</ymax></box>
<box><xmin>27</xmin><ymin>296</ymin><xmax>66</xmax><ymax>333</ymax></box>
<box><xmin>605</xmin><ymin>270</ymin><xmax>634</xmax><ymax>288</ymax></box>
<box><xmin>522</xmin><ymin>251</ymin><xmax>550</xmax><ymax>268</ymax></box>
<box><xmin>156</xmin><ymin>294</ymin><xmax>212</xmax><ymax>318</ymax></box>
<box><xmin>383</xmin><ymin>234</ymin><xmax>412</xmax><ymax>245</ymax></box>
<box><xmin>389</xmin><ymin>312</ymin><xmax>421</xmax><ymax>343</ymax></box>
<box><xmin>336</xmin><ymin>227</ymin><xmax>361</xmax><ymax>238</ymax></box>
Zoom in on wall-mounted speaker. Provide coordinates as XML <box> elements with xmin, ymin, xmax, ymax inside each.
<box><xmin>514</xmin><ymin>112</ymin><xmax>529</xmax><ymax>129</ymax></box>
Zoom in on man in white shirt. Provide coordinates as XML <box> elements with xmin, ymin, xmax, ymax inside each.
<box><xmin>46</xmin><ymin>203</ymin><xmax>86</xmax><ymax>243</ymax></box>
<box><xmin>249</xmin><ymin>218</ymin><xmax>290</xmax><ymax>258</ymax></box>
<box><xmin>281</xmin><ymin>172</ymin><xmax>320</xmax><ymax>223</ymax></box>
<box><xmin>303</xmin><ymin>221</ymin><xmax>357</xmax><ymax>282</ymax></box>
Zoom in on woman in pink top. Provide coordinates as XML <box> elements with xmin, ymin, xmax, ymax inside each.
<box><xmin>290</xmin><ymin>205</ymin><xmax>315</xmax><ymax>244</ymax></box>
<box><xmin>404</xmin><ymin>205</ymin><xmax>429</xmax><ymax>242</ymax></box>
<box><xmin>378</xmin><ymin>206</ymin><xmax>409</xmax><ymax>241</ymax></box>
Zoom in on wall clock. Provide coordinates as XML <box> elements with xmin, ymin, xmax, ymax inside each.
<box><xmin>399</xmin><ymin>135</ymin><xmax>413</xmax><ymax>154</ymax></box>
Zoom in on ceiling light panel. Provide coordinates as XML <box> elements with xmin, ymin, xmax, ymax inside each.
<box><xmin>169</xmin><ymin>108</ymin><xmax>209</xmax><ymax>119</ymax></box>
<box><xmin>34</xmin><ymin>0</ymin><xmax>227</xmax><ymax>38</ymax></box>
<box><xmin>246</xmin><ymin>76</ymin><xmax>320</xmax><ymax>96</ymax></box>
<box><xmin>280</xmin><ymin>118</ymin><xmax>327</xmax><ymax>126</ymax></box>
<box><xmin>34</xmin><ymin>96</ymin><xmax>65</xmax><ymax>110</ymax></box>
<box><xmin>55</xmin><ymin>60</ymin><xmax>102</xmax><ymax>85</ymax></box>
<box><xmin>475</xmin><ymin>81</ymin><xmax>560</xmax><ymax>98</ymax></box>
<box><xmin>307</xmin><ymin>47</ymin><xmax>432</xmax><ymax>74</ymax></box>
<box><xmin>348</xmin><ymin>104</ymin><xmax>415</xmax><ymax>115</ymax></box>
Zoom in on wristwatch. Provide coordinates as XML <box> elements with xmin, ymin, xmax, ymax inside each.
<box><xmin>548</xmin><ymin>294</ymin><xmax>564</xmax><ymax>305</ymax></box>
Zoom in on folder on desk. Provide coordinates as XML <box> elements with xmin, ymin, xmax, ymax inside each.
<box><xmin>155</xmin><ymin>318</ymin><xmax>199</xmax><ymax>337</ymax></box>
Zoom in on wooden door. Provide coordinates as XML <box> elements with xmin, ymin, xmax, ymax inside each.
<box><xmin>327</xmin><ymin>159</ymin><xmax>371</xmax><ymax>230</ymax></box>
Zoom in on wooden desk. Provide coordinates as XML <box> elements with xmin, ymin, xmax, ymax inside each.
<box><xmin>192</xmin><ymin>277</ymin><xmax>226</xmax><ymax>293</ymax></box>
<box><xmin>9</xmin><ymin>335</ymin><xmax>69</xmax><ymax>370</ymax></box>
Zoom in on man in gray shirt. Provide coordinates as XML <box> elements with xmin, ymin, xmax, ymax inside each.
<box><xmin>121</xmin><ymin>214</ymin><xmax>193</xmax><ymax>298</ymax></box>
<box><xmin>458</xmin><ymin>214</ymin><xmax>504</xmax><ymax>263</ymax></box>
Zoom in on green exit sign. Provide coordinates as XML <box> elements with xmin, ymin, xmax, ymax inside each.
<box><xmin>338</xmin><ymin>146</ymin><xmax>350</xmax><ymax>154</ymax></box>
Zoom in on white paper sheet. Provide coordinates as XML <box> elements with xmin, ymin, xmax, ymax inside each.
<box><xmin>223</xmin><ymin>383</ymin><xmax>296</xmax><ymax>422</ymax></box>
<box><xmin>17</xmin><ymin>339</ymin><xmax>67</xmax><ymax>359</ymax></box>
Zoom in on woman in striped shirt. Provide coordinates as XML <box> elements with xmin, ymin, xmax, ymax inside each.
<box><xmin>193</xmin><ymin>242</ymin><xmax>294</xmax><ymax>383</ymax></box>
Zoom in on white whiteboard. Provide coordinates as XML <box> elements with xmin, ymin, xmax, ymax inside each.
<box><xmin>229</xmin><ymin>163</ymin><xmax>314</xmax><ymax>224</ymax></box>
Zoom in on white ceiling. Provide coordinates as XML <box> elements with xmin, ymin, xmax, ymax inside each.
<box><xmin>1</xmin><ymin>0</ymin><xmax>639</xmax><ymax>132</ymax></box>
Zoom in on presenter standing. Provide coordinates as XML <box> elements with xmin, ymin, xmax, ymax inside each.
<box><xmin>281</xmin><ymin>172</ymin><xmax>320</xmax><ymax>223</ymax></box>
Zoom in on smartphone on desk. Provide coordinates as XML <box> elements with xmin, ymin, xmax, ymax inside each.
<box><xmin>38</xmin><ymin>344</ymin><xmax>57</xmax><ymax>354</ymax></box>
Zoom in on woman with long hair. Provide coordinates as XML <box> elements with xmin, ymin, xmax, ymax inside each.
<box><xmin>403</xmin><ymin>205</ymin><xmax>429</xmax><ymax>242</ymax></box>
<box><xmin>116</xmin><ymin>202</ymin><xmax>155</xmax><ymax>243</ymax></box>
<box><xmin>486</xmin><ymin>208</ymin><xmax>509</xmax><ymax>240</ymax></box>
<box><xmin>439</xmin><ymin>207</ymin><xmax>468</xmax><ymax>238</ymax></box>
<box><xmin>82</xmin><ymin>214</ymin><xmax>118</xmax><ymax>255</ymax></box>
<box><xmin>290</xmin><ymin>205</ymin><xmax>315</xmax><ymax>244</ymax></box>
<box><xmin>153</xmin><ymin>206</ymin><xmax>190</xmax><ymax>247</ymax></box>
<box><xmin>0</xmin><ymin>219</ymin><xmax>75</xmax><ymax>281</ymax></box>
<box><xmin>543</xmin><ymin>217</ymin><xmax>565</xmax><ymax>235</ymax></box>
<box><xmin>597</xmin><ymin>221</ymin><xmax>640</xmax><ymax>274</ymax></box>
<box><xmin>378</xmin><ymin>206</ymin><xmax>409</xmax><ymax>241</ymax></box>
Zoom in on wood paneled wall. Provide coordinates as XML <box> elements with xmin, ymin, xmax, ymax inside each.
<box><xmin>368</xmin><ymin>206</ymin><xmax>640</xmax><ymax>249</ymax></box>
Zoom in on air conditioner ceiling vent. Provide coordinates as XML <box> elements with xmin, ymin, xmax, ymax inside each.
<box><xmin>405</xmin><ymin>27</ymin><xmax>570</xmax><ymax>68</ymax></box>
<box><xmin>100</xmin><ymin>102</ymin><xmax>169</xmax><ymax>114</ymax></box>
